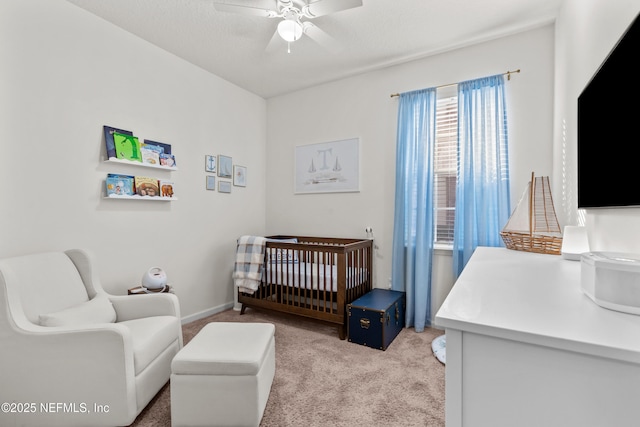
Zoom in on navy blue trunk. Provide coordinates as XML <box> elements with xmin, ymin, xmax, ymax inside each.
<box><xmin>347</xmin><ymin>289</ymin><xmax>406</xmax><ymax>350</ymax></box>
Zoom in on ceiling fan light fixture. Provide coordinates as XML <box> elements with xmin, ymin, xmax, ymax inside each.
<box><xmin>277</xmin><ymin>19</ymin><xmax>303</xmax><ymax>42</ymax></box>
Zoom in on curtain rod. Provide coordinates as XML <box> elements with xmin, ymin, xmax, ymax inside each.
<box><xmin>389</xmin><ymin>69</ymin><xmax>521</xmax><ymax>98</ymax></box>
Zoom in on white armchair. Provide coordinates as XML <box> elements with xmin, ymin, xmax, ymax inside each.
<box><xmin>0</xmin><ymin>249</ymin><xmax>183</xmax><ymax>426</ymax></box>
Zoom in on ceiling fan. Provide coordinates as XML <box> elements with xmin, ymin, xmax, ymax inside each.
<box><xmin>212</xmin><ymin>0</ymin><xmax>363</xmax><ymax>52</ymax></box>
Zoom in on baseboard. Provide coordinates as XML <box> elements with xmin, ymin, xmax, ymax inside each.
<box><xmin>181</xmin><ymin>302</ymin><xmax>234</xmax><ymax>325</ymax></box>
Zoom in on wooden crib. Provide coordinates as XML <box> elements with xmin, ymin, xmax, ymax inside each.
<box><xmin>238</xmin><ymin>235</ymin><xmax>373</xmax><ymax>339</ymax></box>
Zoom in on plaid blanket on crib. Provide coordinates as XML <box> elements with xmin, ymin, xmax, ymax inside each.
<box><xmin>232</xmin><ymin>235</ymin><xmax>267</xmax><ymax>295</ymax></box>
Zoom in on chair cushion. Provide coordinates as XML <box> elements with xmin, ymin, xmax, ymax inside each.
<box><xmin>119</xmin><ymin>315</ymin><xmax>181</xmax><ymax>375</ymax></box>
<box><xmin>4</xmin><ymin>252</ymin><xmax>89</xmax><ymax>324</ymax></box>
<box><xmin>39</xmin><ymin>296</ymin><xmax>116</xmax><ymax>327</ymax></box>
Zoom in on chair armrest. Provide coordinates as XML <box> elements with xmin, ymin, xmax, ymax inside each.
<box><xmin>1</xmin><ymin>323</ymin><xmax>138</xmax><ymax>424</ymax></box>
<box><xmin>108</xmin><ymin>292</ymin><xmax>181</xmax><ymax>322</ymax></box>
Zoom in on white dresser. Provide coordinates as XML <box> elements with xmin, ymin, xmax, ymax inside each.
<box><xmin>435</xmin><ymin>247</ymin><xmax>640</xmax><ymax>427</ymax></box>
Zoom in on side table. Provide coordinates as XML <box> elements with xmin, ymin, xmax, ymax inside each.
<box><xmin>128</xmin><ymin>285</ymin><xmax>173</xmax><ymax>295</ymax></box>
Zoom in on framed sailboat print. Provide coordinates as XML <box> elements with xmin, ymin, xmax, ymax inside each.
<box><xmin>217</xmin><ymin>155</ymin><xmax>232</xmax><ymax>179</ymax></box>
<box><xmin>294</xmin><ymin>138</ymin><xmax>359</xmax><ymax>194</ymax></box>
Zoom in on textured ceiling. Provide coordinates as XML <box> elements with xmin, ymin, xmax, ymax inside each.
<box><xmin>66</xmin><ymin>0</ymin><xmax>563</xmax><ymax>98</ymax></box>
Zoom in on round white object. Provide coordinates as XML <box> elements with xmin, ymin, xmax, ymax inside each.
<box><xmin>142</xmin><ymin>267</ymin><xmax>167</xmax><ymax>290</ymax></box>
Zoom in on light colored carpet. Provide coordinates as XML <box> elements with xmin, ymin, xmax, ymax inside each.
<box><xmin>129</xmin><ymin>308</ymin><xmax>445</xmax><ymax>427</ymax></box>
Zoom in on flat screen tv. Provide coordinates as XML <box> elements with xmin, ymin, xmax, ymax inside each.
<box><xmin>577</xmin><ymin>12</ymin><xmax>640</xmax><ymax>208</ymax></box>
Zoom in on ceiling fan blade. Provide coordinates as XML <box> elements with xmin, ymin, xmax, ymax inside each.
<box><xmin>302</xmin><ymin>22</ymin><xmax>341</xmax><ymax>53</ymax></box>
<box><xmin>302</xmin><ymin>0</ymin><xmax>363</xmax><ymax>18</ymax></box>
<box><xmin>213</xmin><ymin>1</ymin><xmax>279</xmax><ymax>17</ymax></box>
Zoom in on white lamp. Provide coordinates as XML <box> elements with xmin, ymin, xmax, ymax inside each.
<box><xmin>277</xmin><ymin>19</ymin><xmax>303</xmax><ymax>42</ymax></box>
<box><xmin>561</xmin><ymin>225</ymin><xmax>590</xmax><ymax>260</ymax></box>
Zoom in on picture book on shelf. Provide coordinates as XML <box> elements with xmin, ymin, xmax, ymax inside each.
<box><xmin>159</xmin><ymin>180</ymin><xmax>175</xmax><ymax>198</ymax></box>
<box><xmin>159</xmin><ymin>153</ymin><xmax>176</xmax><ymax>168</ymax></box>
<box><xmin>134</xmin><ymin>176</ymin><xmax>159</xmax><ymax>197</ymax></box>
<box><xmin>140</xmin><ymin>144</ymin><xmax>161</xmax><ymax>166</ymax></box>
<box><xmin>104</xmin><ymin>126</ymin><xmax>133</xmax><ymax>159</ymax></box>
<box><xmin>106</xmin><ymin>173</ymin><xmax>135</xmax><ymax>196</ymax></box>
<box><xmin>143</xmin><ymin>139</ymin><xmax>172</xmax><ymax>154</ymax></box>
<box><xmin>114</xmin><ymin>132</ymin><xmax>142</xmax><ymax>162</ymax></box>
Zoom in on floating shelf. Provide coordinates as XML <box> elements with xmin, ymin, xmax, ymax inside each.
<box><xmin>104</xmin><ymin>194</ymin><xmax>177</xmax><ymax>201</ymax></box>
<box><xmin>105</xmin><ymin>157</ymin><xmax>178</xmax><ymax>171</ymax></box>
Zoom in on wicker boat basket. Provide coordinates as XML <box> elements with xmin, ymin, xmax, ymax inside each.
<box><xmin>500</xmin><ymin>230</ymin><xmax>563</xmax><ymax>255</ymax></box>
<box><xmin>501</xmin><ymin>173</ymin><xmax>563</xmax><ymax>256</ymax></box>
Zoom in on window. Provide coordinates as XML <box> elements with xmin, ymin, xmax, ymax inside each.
<box><xmin>434</xmin><ymin>93</ymin><xmax>458</xmax><ymax>244</ymax></box>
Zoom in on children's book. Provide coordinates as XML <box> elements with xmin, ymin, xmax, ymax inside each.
<box><xmin>104</xmin><ymin>126</ymin><xmax>133</xmax><ymax>159</ymax></box>
<box><xmin>159</xmin><ymin>153</ymin><xmax>176</xmax><ymax>168</ymax></box>
<box><xmin>140</xmin><ymin>142</ymin><xmax>164</xmax><ymax>154</ymax></box>
<box><xmin>135</xmin><ymin>176</ymin><xmax>159</xmax><ymax>197</ymax></box>
<box><xmin>114</xmin><ymin>132</ymin><xmax>142</xmax><ymax>162</ymax></box>
<box><xmin>106</xmin><ymin>173</ymin><xmax>135</xmax><ymax>196</ymax></box>
<box><xmin>143</xmin><ymin>139</ymin><xmax>171</xmax><ymax>154</ymax></box>
<box><xmin>140</xmin><ymin>145</ymin><xmax>161</xmax><ymax>166</ymax></box>
<box><xmin>159</xmin><ymin>180</ymin><xmax>175</xmax><ymax>198</ymax></box>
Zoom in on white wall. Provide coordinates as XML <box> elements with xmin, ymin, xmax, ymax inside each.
<box><xmin>0</xmin><ymin>0</ymin><xmax>565</xmax><ymax>325</ymax></box>
<box><xmin>266</xmin><ymin>26</ymin><xmax>555</xmax><ymax>321</ymax></box>
<box><xmin>0</xmin><ymin>0</ymin><xmax>267</xmax><ymax>321</ymax></box>
<box><xmin>554</xmin><ymin>0</ymin><xmax>640</xmax><ymax>251</ymax></box>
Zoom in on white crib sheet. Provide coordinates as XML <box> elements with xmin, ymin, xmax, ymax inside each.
<box><xmin>264</xmin><ymin>262</ymin><xmax>367</xmax><ymax>292</ymax></box>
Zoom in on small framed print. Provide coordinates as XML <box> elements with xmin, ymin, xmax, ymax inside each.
<box><xmin>205</xmin><ymin>155</ymin><xmax>216</xmax><ymax>173</ymax></box>
<box><xmin>218</xmin><ymin>180</ymin><xmax>231</xmax><ymax>193</ymax></box>
<box><xmin>206</xmin><ymin>175</ymin><xmax>216</xmax><ymax>190</ymax></box>
<box><xmin>233</xmin><ymin>165</ymin><xmax>247</xmax><ymax>187</ymax></box>
<box><xmin>218</xmin><ymin>155</ymin><xmax>232</xmax><ymax>178</ymax></box>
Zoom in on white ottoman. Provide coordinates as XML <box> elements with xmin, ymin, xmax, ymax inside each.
<box><xmin>171</xmin><ymin>322</ymin><xmax>276</xmax><ymax>427</ymax></box>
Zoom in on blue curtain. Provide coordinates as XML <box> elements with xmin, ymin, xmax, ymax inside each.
<box><xmin>453</xmin><ymin>75</ymin><xmax>511</xmax><ymax>277</ymax></box>
<box><xmin>391</xmin><ymin>88</ymin><xmax>437</xmax><ymax>332</ymax></box>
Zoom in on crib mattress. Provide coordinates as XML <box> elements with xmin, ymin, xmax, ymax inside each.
<box><xmin>264</xmin><ymin>262</ymin><xmax>366</xmax><ymax>292</ymax></box>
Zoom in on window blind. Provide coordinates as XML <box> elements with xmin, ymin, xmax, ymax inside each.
<box><xmin>434</xmin><ymin>96</ymin><xmax>458</xmax><ymax>244</ymax></box>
